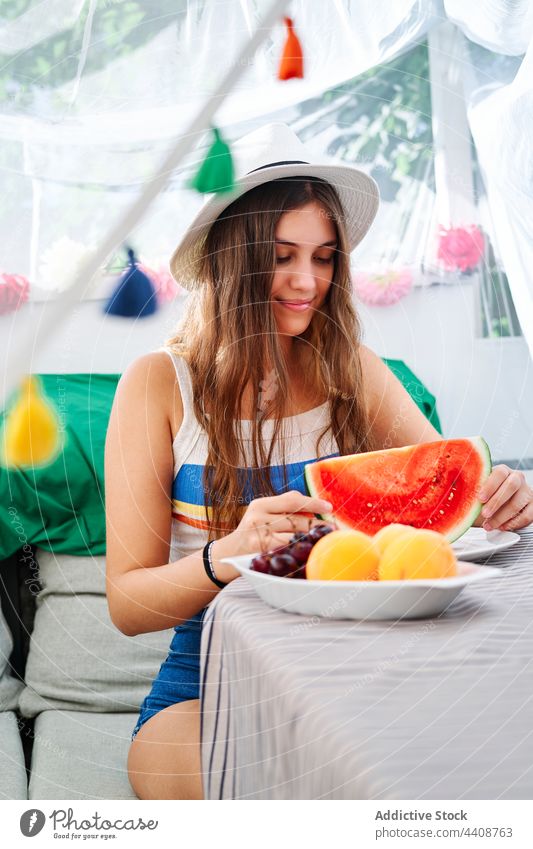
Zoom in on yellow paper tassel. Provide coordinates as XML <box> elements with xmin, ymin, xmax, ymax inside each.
<box><xmin>278</xmin><ymin>17</ymin><xmax>304</xmax><ymax>80</ymax></box>
<box><xmin>1</xmin><ymin>376</ymin><xmax>61</xmax><ymax>468</ymax></box>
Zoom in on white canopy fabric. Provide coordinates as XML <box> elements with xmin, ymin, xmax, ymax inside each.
<box><xmin>444</xmin><ymin>0</ymin><xmax>533</xmax><ymax>55</ymax></box>
<box><xmin>0</xmin><ymin>0</ymin><xmax>440</xmax><ymax>146</ymax></box>
<box><xmin>463</xmin><ymin>37</ymin><xmax>533</xmax><ymax>356</ymax></box>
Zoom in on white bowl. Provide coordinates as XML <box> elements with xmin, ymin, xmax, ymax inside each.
<box><xmin>220</xmin><ymin>555</ymin><xmax>501</xmax><ymax>620</ymax></box>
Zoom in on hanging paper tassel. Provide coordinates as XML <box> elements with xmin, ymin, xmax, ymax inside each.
<box><xmin>278</xmin><ymin>17</ymin><xmax>304</xmax><ymax>80</ymax></box>
<box><xmin>104</xmin><ymin>247</ymin><xmax>158</xmax><ymax>318</ymax></box>
<box><xmin>187</xmin><ymin>126</ymin><xmax>236</xmax><ymax>195</ymax></box>
<box><xmin>1</xmin><ymin>376</ymin><xmax>61</xmax><ymax>468</ymax></box>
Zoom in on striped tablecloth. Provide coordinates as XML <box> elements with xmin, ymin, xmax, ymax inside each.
<box><xmin>200</xmin><ymin>527</ymin><xmax>533</xmax><ymax>800</ymax></box>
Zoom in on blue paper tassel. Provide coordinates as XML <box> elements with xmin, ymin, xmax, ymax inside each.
<box><xmin>104</xmin><ymin>247</ymin><xmax>158</xmax><ymax>318</ymax></box>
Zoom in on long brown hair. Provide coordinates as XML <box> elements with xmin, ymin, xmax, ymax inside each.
<box><xmin>165</xmin><ymin>176</ymin><xmax>376</xmax><ymax>540</ymax></box>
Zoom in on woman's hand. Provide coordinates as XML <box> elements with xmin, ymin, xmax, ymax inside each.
<box><xmin>478</xmin><ymin>465</ymin><xmax>533</xmax><ymax>532</ymax></box>
<box><xmin>211</xmin><ymin>490</ymin><xmax>332</xmax><ymax>581</ymax></box>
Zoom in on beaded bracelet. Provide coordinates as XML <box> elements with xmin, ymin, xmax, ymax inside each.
<box><xmin>202</xmin><ymin>540</ymin><xmax>228</xmax><ymax>589</ymax></box>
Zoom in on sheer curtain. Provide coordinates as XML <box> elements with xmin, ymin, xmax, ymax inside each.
<box><xmin>463</xmin><ymin>36</ymin><xmax>533</xmax><ymax>357</ymax></box>
<box><xmin>1</xmin><ymin>0</ymin><xmax>531</xmax><ymax>360</ymax></box>
<box><xmin>1</xmin><ymin>0</ymin><xmax>440</xmax><ymax>285</ymax></box>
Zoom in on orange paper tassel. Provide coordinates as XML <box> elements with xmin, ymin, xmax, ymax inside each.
<box><xmin>278</xmin><ymin>17</ymin><xmax>304</xmax><ymax>80</ymax></box>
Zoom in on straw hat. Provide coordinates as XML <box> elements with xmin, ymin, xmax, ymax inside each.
<box><xmin>170</xmin><ymin>122</ymin><xmax>380</xmax><ymax>290</ymax></box>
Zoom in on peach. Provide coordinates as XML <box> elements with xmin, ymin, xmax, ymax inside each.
<box><xmin>306</xmin><ymin>529</ymin><xmax>379</xmax><ymax>581</ymax></box>
<box><xmin>373</xmin><ymin>523</ymin><xmax>418</xmax><ymax>556</ymax></box>
<box><xmin>379</xmin><ymin>529</ymin><xmax>457</xmax><ymax>580</ymax></box>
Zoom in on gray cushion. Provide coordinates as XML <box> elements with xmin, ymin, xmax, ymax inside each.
<box><xmin>0</xmin><ymin>711</ymin><xmax>27</xmax><ymax>799</ymax></box>
<box><xmin>0</xmin><ymin>603</ymin><xmax>23</xmax><ymax>711</ymax></box>
<box><xmin>19</xmin><ymin>550</ymin><xmax>174</xmax><ymax>717</ymax></box>
<box><xmin>28</xmin><ymin>711</ymin><xmax>138</xmax><ymax>799</ymax></box>
<box><xmin>34</xmin><ymin>549</ymin><xmax>106</xmax><ymax>595</ymax></box>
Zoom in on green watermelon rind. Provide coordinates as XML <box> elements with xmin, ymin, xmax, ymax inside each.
<box><xmin>304</xmin><ymin>436</ymin><xmax>493</xmax><ymax>543</ymax></box>
<box><xmin>448</xmin><ymin>435</ymin><xmax>492</xmax><ymax>542</ymax></box>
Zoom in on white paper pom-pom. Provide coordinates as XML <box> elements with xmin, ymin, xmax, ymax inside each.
<box><xmin>38</xmin><ymin>237</ymin><xmax>97</xmax><ymax>293</ymax></box>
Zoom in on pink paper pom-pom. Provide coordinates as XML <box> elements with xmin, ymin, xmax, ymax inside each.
<box><xmin>437</xmin><ymin>225</ymin><xmax>485</xmax><ymax>273</ymax></box>
<box><xmin>139</xmin><ymin>261</ymin><xmax>183</xmax><ymax>304</ymax></box>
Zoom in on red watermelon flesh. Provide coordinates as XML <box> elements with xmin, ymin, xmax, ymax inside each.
<box><xmin>304</xmin><ymin>437</ymin><xmax>492</xmax><ymax>542</ymax></box>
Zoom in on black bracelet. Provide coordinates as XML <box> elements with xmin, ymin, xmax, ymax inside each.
<box><xmin>202</xmin><ymin>540</ymin><xmax>227</xmax><ymax>589</ymax></box>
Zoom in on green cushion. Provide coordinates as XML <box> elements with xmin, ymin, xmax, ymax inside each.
<box><xmin>0</xmin><ymin>374</ymin><xmax>117</xmax><ymax>559</ymax></box>
<box><xmin>382</xmin><ymin>358</ymin><xmax>442</xmax><ymax>433</ymax></box>
<box><xmin>0</xmin><ymin>362</ymin><xmax>441</xmax><ymax>559</ymax></box>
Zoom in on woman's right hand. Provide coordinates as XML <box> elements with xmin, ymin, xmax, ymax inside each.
<box><xmin>211</xmin><ymin>490</ymin><xmax>333</xmax><ymax>582</ymax></box>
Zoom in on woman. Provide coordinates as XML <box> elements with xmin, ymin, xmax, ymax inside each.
<box><xmin>105</xmin><ymin>123</ymin><xmax>533</xmax><ymax>801</ymax></box>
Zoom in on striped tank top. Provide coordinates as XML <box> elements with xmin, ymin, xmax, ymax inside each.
<box><xmin>159</xmin><ymin>347</ymin><xmax>340</xmax><ymax>563</ymax></box>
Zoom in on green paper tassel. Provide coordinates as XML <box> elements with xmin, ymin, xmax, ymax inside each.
<box><xmin>187</xmin><ymin>126</ymin><xmax>236</xmax><ymax>195</ymax></box>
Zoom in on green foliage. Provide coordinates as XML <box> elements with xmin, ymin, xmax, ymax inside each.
<box><xmin>480</xmin><ymin>242</ymin><xmax>522</xmax><ymax>339</ymax></box>
<box><xmin>0</xmin><ymin>0</ymin><xmax>186</xmax><ymax>111</ymax></box>
<box><xmin>471</xmin><ymin>145</ymin><xmax>521</xmax><ymax>338</ymax></box>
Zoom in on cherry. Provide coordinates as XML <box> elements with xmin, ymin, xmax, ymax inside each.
<box><xmin>251</xmin><ymin>523</ymin><xmax>335</xmax><ymax>578</ymax></box>
<box><xmin>287</xmin><ymin>564</ymin><xmax>307</xmax><ymax>579</ymax></box>
<box><xmin>308</xmin><ymin>523</ymin><xmax>334</xmax><ymax>543</ymax></box>
<box><xmin>250</xmin><ymin>554</ymin><xmax>272</xmax><ymax>574</ymax></box>
<box><xmin>272</xmin><ymin>544</ymin><xmax>291</xmax><ymax>556</ymax></box>
<box><xmin>270</xmin><ymin>553</ymin><xmax>298</xmax><ymax>577</ymax></box>
<box><xmin>291</xmin><ymin>540</ymin><xmax>313</xmax><ymax>564</ymax></box>
<box><xmin>289</xmin><ymin>531</ymin><xmax>308</xmax><ymax>544</ymax></box>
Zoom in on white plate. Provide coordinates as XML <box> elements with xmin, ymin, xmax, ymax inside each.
<box><xmin>452</xmin><ymin>527</ymin><xmax>519</xmax><ymax>561</ymax></box>
<box><xmin>220</xmin><ymin>555</ymin><xmax>501</xmax><ymax>621</ymax></box>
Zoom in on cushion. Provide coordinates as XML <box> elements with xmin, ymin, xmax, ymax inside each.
<box><xmin>0</xmin><ymin>373</ymin><xmax>120</xmax><ymax>560</ymax></box>
<box><xmin>34</xmin><ymin>547</ymin><xmax>106</xmax><ymax>596</ymax></box>
<box><xmin>28</xmin><ymin>711</ymin><xmax>138</xmax><ymax>800</ymax></box>
<box><xmin>0</xmin><ymin>601</ymin><xmax>23</xmax><ymax>711</ymax></box>
<box><xmin>18</xmin><ymin>550</ymin><xmax>175</xmax><ymax>717</ymax></box>
<box><xmin>0</xmin><ymin>711</ymin><xmax>27</xmax><ymax>799</ymax></box>
<box><xmin>382</xmin><ymin>357</ymin><xmax>441</xmax><ymax>433</ymax></box>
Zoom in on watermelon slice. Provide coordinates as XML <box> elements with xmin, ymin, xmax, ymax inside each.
<box><xmin>304</xmin><ymin>437</ymin><xmax>492</xmax><ymax>542</ymax></box>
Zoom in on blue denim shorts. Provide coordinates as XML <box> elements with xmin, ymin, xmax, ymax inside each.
<box><xmin>131</xmin><ymin>608</ymin><xmax>206</xmax><ymax>741</ymax></box>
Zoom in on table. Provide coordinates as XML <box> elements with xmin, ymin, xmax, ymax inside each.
<box><xmin>199</xmin><ymin>527</ymin><xmax>533</xmax><ymax>800</ymax></box>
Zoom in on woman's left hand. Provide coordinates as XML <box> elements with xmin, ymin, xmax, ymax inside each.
<box><xmin>478</xmin><ymin>465</ymin><xmax>533</xmax><ymax>532</ymax></box>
